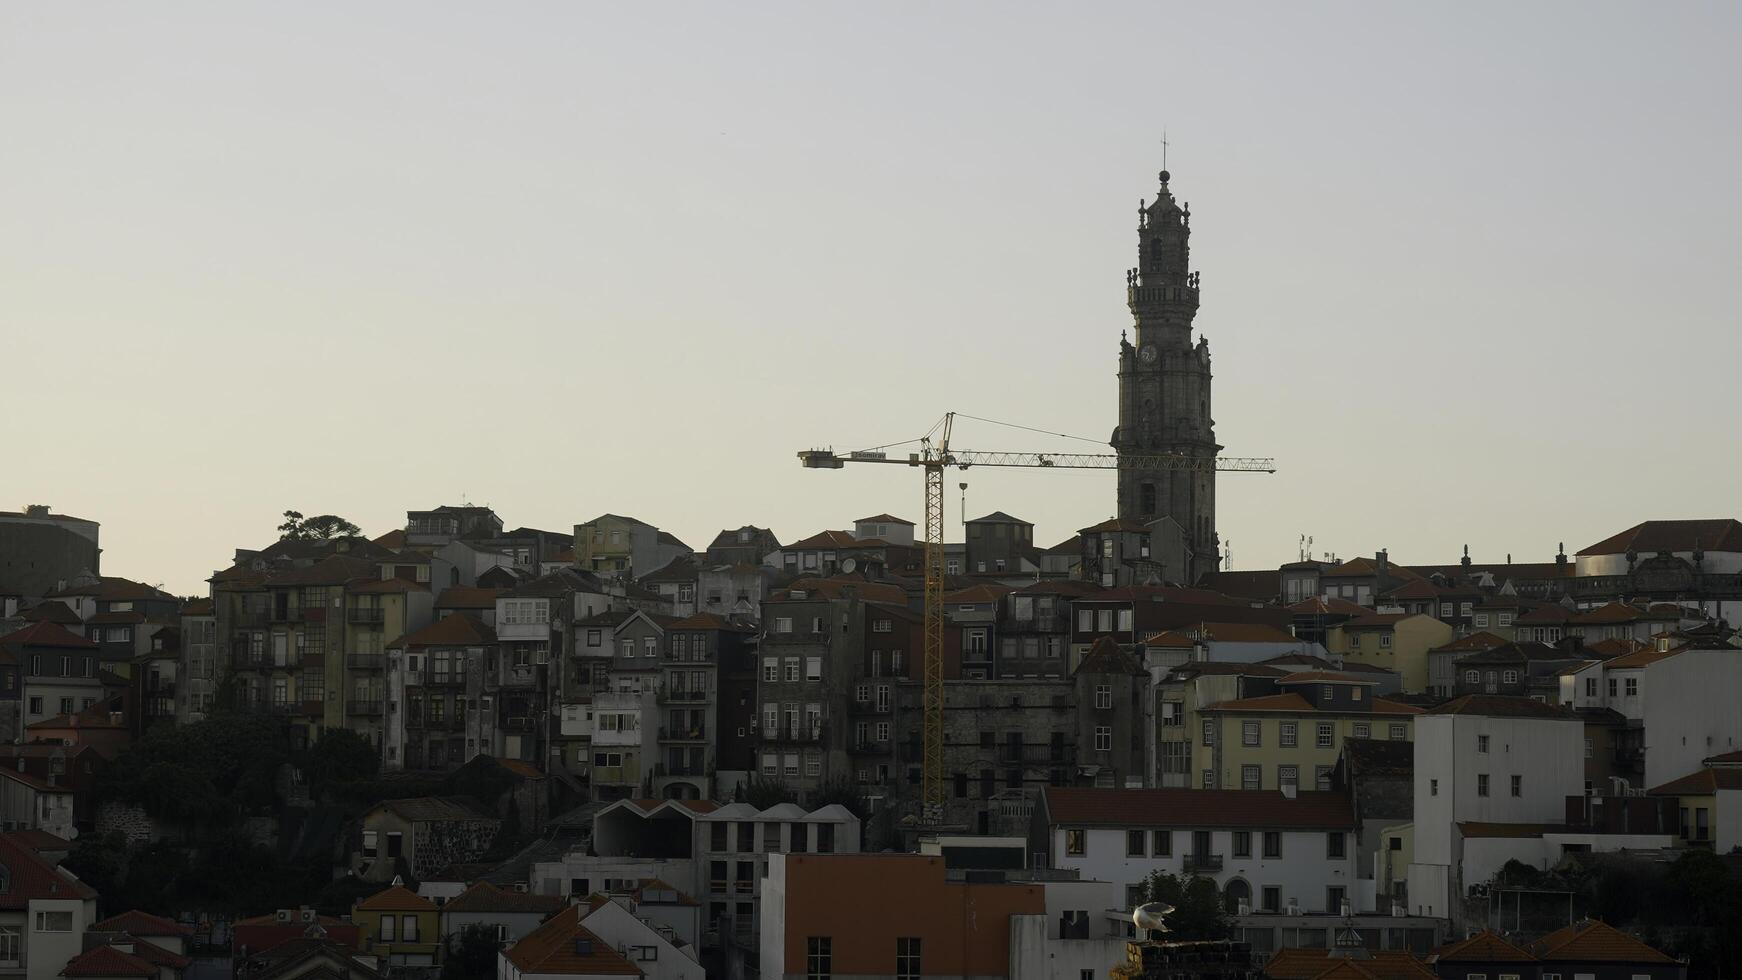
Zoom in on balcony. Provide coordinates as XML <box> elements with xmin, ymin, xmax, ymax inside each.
<box><xmin>659</xmin><ymin>686</ymin><xmax>710</xmax><ymax>704</ymax></box>
<box><xmin>1183</xmin><ymin>853</ymin><xmax>1224</xmax><ymax>873</ymax></box>
<box><xmin>500</xmin><ymin>666</ymin><xmax>543</xmax><ymax>688</ymax></box>
<box><xmin>763</xmin><ymin>726</ymin><xmax>822</xmax><ymax>745</ymax></box>
<box><xmin>659</xmin><ymin>726</ymin><xmax>708</xmax><ymax>742</ymax></box>
<box><xmin>347</xmin><ymin>654</ymin><xmax>384</xmax><ymax>671</ymax></box>
<box><xmin>1613</xmin><ymin>745</ymin><xmax>1644</xmax><ymax>770</ymax></box>
<box><xmin>348</xmin><ymin>608</ymin><xmax>385</xmax><ymax>625</ymax></box>
<box><xmin>348</xmin><ymin>700</ymin><xmax>384</xmax><ymax>717</ymax></box>
<box><xmin>850</xmin><ymin>699</ymin><xmax>891</xmax><ymax>715</ymax></box>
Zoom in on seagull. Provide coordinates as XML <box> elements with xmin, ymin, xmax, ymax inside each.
<box><xmin>1133</xmin><ymin>901</ymin><xmax>1175</xmax><ymax>935</ymax></box>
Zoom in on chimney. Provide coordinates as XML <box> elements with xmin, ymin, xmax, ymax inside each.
<box><xmin>24</xmin><ymin>504</ymin><xmax>48</xmax><ymax>517</ymax></box>
<box><xmin>1375</xmin><ymin>550</ymin><xmax>1388</xmax><ymax>578</ymax></box>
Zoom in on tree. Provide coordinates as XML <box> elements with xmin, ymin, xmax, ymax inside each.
<box><xmin>443</xmin><ymin>924</ymin><xmax>504</xmax><ymax>980</ymax></box>
<box><xmin>737</xmin><ymin>776</ymin><xmax>798</xmax><ymax>809</ymax></box>
<box><xmin>301</xmin><ymin>728</ymin><xmax>380</xmax><ymax>798</ymax></box>
<box><xmin>1139</xmin><ymin>871</ymin><xmax>1229</xmax><ymax>941</ymax></box>
<box><xmin>277</xmin><ymin>510</ymin><xmax>361</xmax><ymax>541</ymax></box>
<box><xmin>806</xmin><ymin>776</ymin><xmax>869</xmax><ymax>820</ymax></box>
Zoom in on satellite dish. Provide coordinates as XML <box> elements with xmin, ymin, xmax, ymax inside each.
<box><xmin>841</xmin><ymin>558</ymin><xmax>857</xmax><ymax>574</ymax></box>
<box><xmin>1133</xmin><ymin>901</ymin><xmax>1174</xmax><ymax>935</ymax></box>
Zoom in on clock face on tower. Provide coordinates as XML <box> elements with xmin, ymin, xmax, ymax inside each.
<box><xmin>1139</xmin><ymin>345</ymin><xmax>1158</xmax><ymax>365</ymax></box>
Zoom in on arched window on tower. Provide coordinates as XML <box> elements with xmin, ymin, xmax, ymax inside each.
<box><xmin>1140</xmin><ymin>483</ymin><xmax>1157</xmax><ymax>517</ymax></box>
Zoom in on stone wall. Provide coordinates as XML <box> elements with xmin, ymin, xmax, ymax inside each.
<box><xmin>412</xmin><ymin>817</ymin><xmax>501</xmax><ymax>880</ymax></box>
<box><xmin>97</xmin><ymin>800</ymin><xmax>161</xmax><ymax>844</ymax></box>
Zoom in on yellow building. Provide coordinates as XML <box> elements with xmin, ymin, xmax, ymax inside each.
<box><xmin>1196</xmin><ymin>673</ymin><xmax>1422</xmax><ymax>791</ymax></box>
<box><xmin>1155</xmin><ymin>659</ymin><xmax>1287</xmax><ymax>789</ymax></box>
<box><xmin>337</xmin><ymin>577</ymin><xmax>430</xmax><ymax>745</ymax></box>
<box><xmin>1328</xmin><ymin>613</ymin><xmax>1452</xmax><ymax>693</ymax></box>
<box><xmin>354</xmin><ymin>885</ymin><xmax>441</xmax><ymax>967</ymax></box>
<box><xmin>1648</xmin><ymin>762</ymin><xmax>1742</xmax><ymax>849</ymax></box>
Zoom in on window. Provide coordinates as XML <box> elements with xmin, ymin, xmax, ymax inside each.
<box><xmin>1242</xmin><ymin>721</ymin><xmax>1260</xmax><ymax>747</ymax></box>
<box><xmin>1353</xmin><ymin>722</ymin><xmax>1370</xmax><ymax>739</ymax></box>
<box><xmin>1128</xmin><ymin>830</ymin><xmax>1146</xmax><ymax>857</ymax></box>
<box><xmin>1278</xmin><ymin>765</ymin><xmax>1298</xmax><ymax>789</ymax></box>
<box><xmin>785</xmin><ymin>659</ymin><xmax>801</xmax><ymax>682</ymax></box>
<box><xmin>1202</xmin><ymin>769</ymin><xmax>1216</xmax><ymax>789</ymax></box>
<box><xmin>1608</xmin><ymin>678</ymin><xmax>1618</xmax><ymax>698</ymax></box>
<box><xmin>1327</xmin><ymin>832</ymin><xmax>1346</xmax><ymax>859</ymax></box>
<box><xmin>1262</xmin><ymin>886</ymin><xmax>1281</xmax><ymax>913</ymax></box>
<box><xmin>379</xmin><ymin>915</ymin><xmax>396</xmax><ymax>942</ymax></box>
<box><xmin>1233</xmin><ymin>830</ymin><xmax>1252</xmax><ymax>857</ymax></box>
<box><xmin>807</xmin><ymin>937</ymin><xmax>832</xmax><ymax>979</ymax></box>
<box><xmin>1475</xmin><ymin>614</ymin><xmax>1490</xmax><ymax>628</ymax></box>
<box><xmin>1066</xmin><ymin>829</ymin><xmax>1085</xmax><ymax>855</ymax></box>
<box><xmin>1478</xmin><ymin>734</ymin><xmax>1490</xmax><ymax>753</ymax></box>
<box><xmin>1316</xmin><ymin>724</ymin><xmax>1333</xmax><ymax>748</ymax></box>
<box><xmin>1465</xmin><ymin>670</ymin><xmax>1480</xmax><ymax>684</ymax></box>
<box><xmin>27</xmin><ymin>697</ymin><xmax>41</xmax><ymax>715</ymax></box>
<box><xmin>895</xmin><ymin>937</ymin><xmax>921</xmax><ymax>980</ymax></box>
<box><xmin>1503</xmin><ymin>670</ymin><xmax>1519</xmax><ymax>685</ymax></box>
<box><xmin>402</xmin><ymin>915</ymin><xmax>419</xmax><ymax>941</ymax></box>
<box><xmin>1585</xmin><ymin>737</ymin><xmax>1594</xmax><ymax>759</ymax></box>
<box><xmin>1316</xmin><ymin>765</ymin><xmax>1333</xmax><ymax>791</ymax></box>
<box><xmin>1262</xmin><ymin>832</ymin><xmax>1281</xmax><ymax>858</ymax></box>
<box><xmin>1585</xmin><ymin>677</ymin><xmax>1597</xmax><ymax>697</ymax></box>
<box><xmin>1201</xmin><ymin>720</ymin><xmax>1215</xmax><ymax>747</ymax></box>
<box><xmin>1430</xmin><ymin>778</ymin><xmax>1439</xmax><ymax>796</ymax></box>
<box><xmin>1280</xmin><ymin>722</ymin><xmax>1297</xmax><ymax>748</ymax></box>
<box><xmin>1478</xmin><ymin>774</ymin><xmax>1490</xmax><ymax>797</ymax></box>
<box><xmin>1327</xmin><ymin>886</ymin><xmax>1347</xmax><ymax>914</ymax></box>
<box><xmin>0</xmin><ymin>926</ymin><xmax>17</xmax><ymax>966</ymax></box>
<box><xmin>1095</xmin><ymin>684</ymin><xmax>1112</xmax><ymax>709</ymax></box>
<box><xmin>1152</xmin><ymin>830</ymin><xmax>1171</xmax><ymax>856</ymax></box>
<box><xmin>34</xmin><ymin>911</ymin><xmax>72</xmax><ymax>932</ymax></box>
<box><xmin>58</xmin><ymin>697</ymin><xmax>72</xmax><ymax>715</ymax></box>
<box><xmin>1379</xmin><ymin>635</ymin><xmax>1392</xmax><ymax>649</ymax></box>
<box><xmin>1625</xmin><ymin>677</ymin><xmax>1638</xmax><ymax>696</ymax></box>
<box><xmin>1095</xmin><ymin>726</ymin><xmax>1112</xmax><ymax>751</ymax></box>
<box><xmin>1511</xmin><ymin>774</ymin><xmax>1522</xmax><ymax>797</ymax></box>
<box><xmin>1241</xmin><ymin>765</ymin><xmax>1261</xmax><ymax>790</ymax></box>
<box><xmin>1389</xmin><ymin>724</ymin><xmax>1406</xmax><ymax>740</ymax></box>
<box><xmin>806</xmin><ymin>657</ymin><xmax>822</xmax><ymax>681</ymax></box>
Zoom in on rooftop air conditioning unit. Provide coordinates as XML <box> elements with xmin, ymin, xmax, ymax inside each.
<box><xmin>275</xmin><ymin>909</ymin><xmax>293</xmax><ymax>924</ymax></box>
<box><xmin>300</xmin><ymin>908</ymin><xmax>317</xmax><ymax>923</ymax></box>
<box><xmin>513</xmin><ymin>883</ymin><xmax>529</xmax><ymax>893</ymax></box>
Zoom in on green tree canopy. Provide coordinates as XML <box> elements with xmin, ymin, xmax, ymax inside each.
<box><xmin>300</xmin><ymin>728</ymin><xmax>380</xmax><ymax>799</ymax></box>
<box><xmin>278</xmin><ymin>510</ymin><xmax>361</xmax><ymax>541</ymax></box>
<box><xmin>1139</xmin><ymin>871</ymin><xmax>1230</xmax><ymax>941</ymax></box>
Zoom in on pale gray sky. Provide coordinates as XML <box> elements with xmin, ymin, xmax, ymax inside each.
<box><xmin>4</xmin><ymin>2</ymin><xmax>1739</xmax><ymax>595</ymax></box>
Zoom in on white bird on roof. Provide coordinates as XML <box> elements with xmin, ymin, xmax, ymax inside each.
<box><xmin>1133</xmin><ymin>901</ymin><xmax>1175</xmax><ymax>935</ymax></box>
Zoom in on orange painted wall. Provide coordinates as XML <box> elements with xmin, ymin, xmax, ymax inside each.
<box><xmin>778</xmin><ymin>854</ymin><xmax>1044</xmax><ymax>976</ymax></box>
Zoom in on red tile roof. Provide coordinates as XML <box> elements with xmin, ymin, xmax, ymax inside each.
<box><xmin>1433</xmin><ymin>930</ymin><xmax>1536</xmax><ymax>962</ymax></box>
<box><xmin>92</xmin><ymin>909</ymin><xmax>195</xmax><ymax>938</ymax></box>
<box><xmin>1204</xmin><ymin>693</ymin><xmax>1422</xmax><ymax>715</ymax></box>
<box><xmin>125</xmin><ymin>938</ymin><xmax>191</xmax><ymax>969</ymax></box>
<box><xmin>1529</xmin><ymin>919</ymin><xmax>1677</xmax><ymax>963</ymax></box>
<box><xmin>391</xmin><ymin>613</ymin><xmax>495</xmax><ymax>648</ymax></box>
<box><xmin>442</xmin><ymin>881</ymin><xmax>566</xmax><ymax>915</ymax></box>
<box><xmin>59</xmin><ymin>945</ymin><xmax>156</xmax><ymax>978</ymax></box>
<box><xmin>0</xmin><ymin>621</ymin><xmax>97</xmax><ymax>650</ymax></box>
<box><xmin>1648</xmin><ymin>767</ymin><xmax>1742</xmax><ymax>796</ymax></box>
<box><xmin>1430</xmin><ymin>631</ymin><xmax>1512</xmax><ymax>654</ymax></box>
<box><xmin>1075</xmin><ymin>637</ymin><xmax>1145</xmax><ymax>677</ymax></box>
<box><xmin>0</xmin><ymin>833</ymin><xmax>97</xmax><ymax>909</ymax></box>
<box><xmin>1426</xmin><ymin>695</ymin><xmax>1576</xmax><ymax>719</ymax></box>
<box><xmin>1571</xmin><ymin>601</ymin><xmax>1645</xmax><ymax>625</ymax></box>
<box><xmin>1042</xmin><ymin>787</ymin><xmax>1354</xmax><ymax>830</ymax></box>
<box><xmin>1266</xmin><ymin>950</ymin><xmax>1435</xmax><ymax>980</ymax></box>
<box><xmin>495</xmin><ymin>757</ymin><xmax>546</xmax><ymax>780</ymax></box>
<box><xmin>435</xmin><ymin>586</ymin><xmax>506</xmax><ymax>610</ymax></box>
<box><xmin>666</xmin><ymin>611</ymin><xmax>756</xmax><ymax>632</ymax></box>
<box><xmin>21</xmin><ymin>601</ymin><xmax>82</xmax><ymax>625</ymax></box>
<box><xmin>1578</xmin><ymin>519</ymin><xmax>1742</xmax><ymax>557</ymax></box>
<box><xmin>1602</xmin><ymin>642</ymin><xmax>1691</xmax><ymax>670</ymax></box>
<box><xmin>180</xmin><ymin>598</ymin><xmax>214</xmax><ymax>616</ymax></box>
<box><xmin>355</xmin><ymin>884</ymin><xmax>436</xmax><ymax>912</ymax></box>
<box><xmin>503</xmin><ymin>906</ymin><xmax>643</xmax><ymax>975</ymax></box>
<box><xmin>1276</xmin><ymin>671</ymin><xmax>1380</xmax><ymax>686</ymax></box>
<box><xmin>1079</xmin><ymin>517</ymin><xmax>1152</xmax><ymax>533</ymax></box>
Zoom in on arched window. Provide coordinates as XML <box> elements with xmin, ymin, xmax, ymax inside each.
<box><xmin>1223</xmin><ymin>878</ymin><xmax>1251</xmax><ymax>914</ymax></box>
<box><xmin>1140</xmin><ymin>483</ymin><xmax>1157</xmax><ymax>517</ymax></box>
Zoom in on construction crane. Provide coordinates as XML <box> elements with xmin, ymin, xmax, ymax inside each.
<box><xmin>799</xmin><ymin>411</ymin><xmax>1275</xmax><ymax>823</ymax></box>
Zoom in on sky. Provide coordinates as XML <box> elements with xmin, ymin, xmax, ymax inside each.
<box><xmin>3</xmin><ymin>3</ymin><xmax>1740</xmax><ymax>596</ymax></box>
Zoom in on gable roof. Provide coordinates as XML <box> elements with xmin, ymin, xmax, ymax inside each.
<box><xmin>666</xmin><ymin>611</ymin><xmax>756</xmax><ymax>633</ymax></box>
<box><xmin>1529</xmin><ymin>919</ymin><xmax>1677</xmax><ymax>964</ymax></box>
<box><xmin>1648</xmin><ymin>767</ymin><xmax>1742</xmax><ymax>796</ymax></box>
<box><xmin>503</xmin><ymin>905</ymin><xmax>643</xmax><ymax>975</ymax></box>
<box><xmin>1074</xmin><ymin>637</ymin><xmax>1145</xmax><ymax>677</ymax></box>
<box><xmin>1603</xmin><ymin>641</ymin><xmax>1693</xmax><ymax>670</ymax></box>
<box><xmin>391</xmin><ymin>613</ymin><xmax>495</xmax><ymax>649</ymax></box>
<box><xmin>854</xmin><ymin>514</ymin><xmax>914</xmax><ymax>526</ymax></box>
<box><xmin>1578</xmin><ymin>519</ymin><xmax>1742</xmax><ymax>557</ymax></box>
<box><xmin>20</xmin><ymin>601</ymin><xmax>82</xmax><ymax>625</ymax></box>
<box><xmin>1433</xmin><ymin>930</ymin><xmax>1536</xmax><ymax>962</ymax></box>
<box><xmin>91</xmin><ymin>909</ymin><xmax>194</xmax><ymax>938</ymax></box>
<box><xmin>355</xmin><ymin>885</ymin><xmax>436</xmax><ymax>912</ymax></box>
<box><xmin>0</xmin><ymin>621</ymin><xmax>97</xmax><ymax>650</ymax></box>
<box><xmin>441</xmin><ymin>881</ymin><xmax>565</xmax><ymax>915</ymax></box>
<box><xmin>59</xmin><ymin>945</ymin><xmax>157</xmax><ymax>978</ymax></box>
<box><xmin>1042</xmin><ymin>787</ymin><xmax>1355</xmax><ymax>830</ymax></box>
<box><xmin>967</xmin><ymin>511</ymin><xmax>1030</xmax><ymax>525</ymax></box>
<box><xmin>1265</xmin><ymin>949</ymin><xmax>1435</xmax><ymax>980</ymax></box>
<box><xmin>1425</xmin><ymin>695</ymin><xmax>1576</xmax><ymax>719</ymax></box>
<box><xmin>1430</xmin><ymin>632</ymin><xmax>1512</xmax><ymax>654</ymax></box>
<box><xmin>0</xmin><ymin>833</ymin><xmax>98</xmax><ymax>909</ymax></box>
<box><xmin>1204</xmin><ymin>693</ymin><xmax>1422</xmax><ymax>715</ymax></box>
<box><xmin>367</xmin><ymin>796</ymin><xmax>492</xmax><ymax>823</ymax></box>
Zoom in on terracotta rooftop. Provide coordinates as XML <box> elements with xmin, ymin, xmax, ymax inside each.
<box><xmin>390</xmin><ymin>613</ymin><xmax>495</xmax><ymax>648</ymax></box>
<box><xmin>1578</xmin><ymin>519</ymin><xmax>1742</xmax><ymax>557</ymax></box>
<box><xmin>1529</xmin><ymin>919</ymin><xmax>1677</xmax><ymax>964</ymax></box>
<box><xmin>0</xmin><ymin>833</ymin><xmax>98</xmax><ymax>909</ymax></box>
<box><xmin>355</xmin><ymin>884</ymin><xmax>436</xmax><ymax>912</ymax></box>
<box><xmin>503</xmin><ymin>906</ymin><xmax>642</xmax><ymax>976</ymax></box>
<box><xmin>1648</xmin><ymin>767</ymin><xmax>1742</xmax><ymax>796</ymax></box>
<box><xmin>1603</xmin><ymin>641</ymin><xmax>1694</xmax><ymax>670</ymax></box>
<box><xmin>91</xmin><ymin>909</ymin><xmax>194</xmax><ymax>938</ymax></box>
<box><xmin>442</xmin><ymin>881</ymin><xmax>566</xmax><ymax>915</ymax></box>
<box><xmin>1042</xmin><ymin>786</ymin><xmax>1355</xmax><ymax>830</ymax></box>
<box><xmin>59</xmin><ymin>944</ymin><xmax>157</xmax><ymax>978</ymax></box>
<box><xmin>1432</xmin><ymin>929</ymin><xmax>1537</xmax><ymax>962</ymax></box>
<box><xmin>1425</xmin><ymin>694</ymin><xmax>1575</xmax><ymax>719</ymax></box>
<box><xmin>1430</xmin><ymin>631</ymin><xmax>1511</xmax><ymax>654</ymax></box>
<box><xmin>0</xmin><ymin>621</ymin><xmax>97</xmax><ymax>650</ymax></box>
<box><xmin>434</xmin><ymin>586</ymin><xmax>506</xmax><ymax>609</ymax></box>
<box><xmin>1265</xmin><ymin>949</ymin><xmax>1434</xmax><ymax>980</ymax></box>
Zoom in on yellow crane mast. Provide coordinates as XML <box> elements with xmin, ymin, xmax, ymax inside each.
<box><xmin>799</xmin><ymin>411</ymin><xmax>1275</xmax><ymax>823</ymax></box>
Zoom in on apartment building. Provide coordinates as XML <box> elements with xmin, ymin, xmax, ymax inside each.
<box><xmin>1327</xmin><ymin>613</ymin><xmax>1452</xmax><ymax>693</ymax></box>
<box><xmin>1197</xmin><ymin>674</ymin><xmax>1420</xmax><ymax>792</ymax></box>
<box><xmin>386</xmin><ymin>614</ymin><xmax>495</xmax><ymax>772</ymax></box>
<box><xmin>1034</xmin><ymin>786</ymin><xmax>1361</xmax><ymax>916</ymax></box>
<box><xmin>176</xmin><ymin>598</ymin><xmax>216</xmax><ymax>723</ymax></box>
<box><xmin>1560</xmin><ymin>640</ymin><xmax>1742</xmax><ymax>791</ymax></box>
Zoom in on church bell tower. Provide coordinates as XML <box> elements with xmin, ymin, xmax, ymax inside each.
<box><xmin>1112</xmin><ymin>169</ymin><xmax>1221</xmax><ymax>582</ymax></box>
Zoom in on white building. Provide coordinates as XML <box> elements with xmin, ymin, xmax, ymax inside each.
<box><xmin>1563</xmin><ymin>642</ymin><xmax>1742</xmax><ymax>790</ymax></box>
<box><xmin>1408</xmin><ymin>695</ymin><xmax>1609</xmax><ymax>926</ymax></box>
<box><xmin>1033</xmin><ymin>786</ymin><xmax>1361</xmax><ymax>917</ymax></box>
